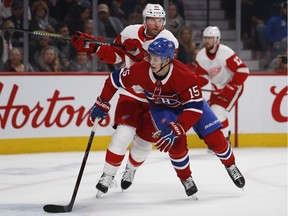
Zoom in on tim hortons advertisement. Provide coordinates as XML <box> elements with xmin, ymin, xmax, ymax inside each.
<box><xmin>0</xmin><ymin>74</ymin><xmax>117</xmax><ymax>139</ymax></box>
<box><xmin>0</xmin><ymin>73</ymin><xmax>287</xmax><ymax>139</ymax></box>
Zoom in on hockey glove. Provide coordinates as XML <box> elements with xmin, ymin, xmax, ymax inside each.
<box><xmin>155</xmin><ymin>122</ymin><xmax>185</xmax><ymax>153</ymax></box>
<box><xmin>123</xmin><ymin>39</ymin><xmax>146</xmax><ymax>61</ymax></box>
<box><xmin>123</xmin><ymin>39</ymin><xmax>142</xmax><ymax>51</ymax></box>
<box><xmin>71</xmin><ymin>31</ymin><xmax>99</xmax><ymax>53</ymax></box>
<box><xmin>90</xmin><ymin>97</ymin><xmax>110</xmax><ymax>123</ymax></box>
<box><xmin>217</xmin><ymin>81</ymin><xmax>239</xmax><ymax>102</ymax></box>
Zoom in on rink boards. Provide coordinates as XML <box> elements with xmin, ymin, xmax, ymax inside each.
<box><xmin>0</xmin><ymin>72</ymin><xmax>287</xmax><ymax>154</ymax></box>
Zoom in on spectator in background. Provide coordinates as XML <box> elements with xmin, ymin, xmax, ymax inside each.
<box><xmin>67</xmin><ymin>1</ymin><xmax>91</xmax><ymax>34</ymax></box>
<box><xmin>267</xmin><ymin>38</ymin><xmax>288</xmax><ymax>73</ymax></box>
<box><xmin>0</xmin><ymin>19</ymin><xmax>14</xmax><ymax>64</ymax></box>
<box><xmin>250</xmin><ymin>0</ymin><xmax>281</xmax><ymax>60</ymax></box>
<box><xmin>29</xmin><ymin>34</ymin><xmax>57</xmax><ymax>67</ymax></box>
<box><xmin>54</xmin><ymin>22</ymin><xmax>76</xmax><ymax>69</ymax></box>
<box><xmin>83</xmin><ymin>19</ymin><xmax>94</xmax><ymax>35</ymax></box>
<box><xmin>29</xmin><ymin>0</ymin><xmax>57</xmax><ymax>32</ymax></box>
<box><xmin>47</xmin><ymin>0</ymin><xmax>78</xmax><ymax>23</ymax></box>
<box><xmin>176</xmin><ymin>26</ymin><xmax>199</xmax><ymax>72</ymax></box>
<box><xmin>82</xmin><ymin>18</ymin><xmax>112</xmax><ymax>72</ymax></box>
<box><xmin>165</xmin><ymin>2</ymin><xmax>185</xmax><ymax>37</ymax></box>
<box><xmin>4</xmin><ymin>0</ymin><xmax>26</xmax><ymax>47</ymax></box>
<box><xmin>110</xmin><ymin>0</ymin><xmax>126</xmax><ymax>25</ymax></box>
<box><xmin>127</xmin><ymin>12</ymin><xmax>143</xmax><ymax>25</ymax></box>
<box><xmin>64</xmin><ymin>51</ymin><xmax>92</xmax><ymax>72</ymax></box>
<box><xmin>0</xmin><ymin>47</ymin><xmax>34</xmax><ymax>72</ymax></box>
<box><xmin>97</xmin><ymin>3</ymin><xmax>124</xmax><ymax>42</ymax></box>
<box><xmin>0</xmin><ymin>0</ymin><xmax>12</xmax><ymax>25</ymax></box>
<box><xmin>35</xmin><ymin>45</ymin><xmax>62</xmax><ymax>72</ymax></box>
<box><xmin>169</xmin><ymin>0</ymin><xmax>185</xmax><ymax>20</ymax></box>
<box><xmin>265</xmin><ymin>1</ymin><xmax>288</xmax><ymax>61</ymax></box>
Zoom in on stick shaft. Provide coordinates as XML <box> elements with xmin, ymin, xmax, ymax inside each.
<box><xmin>43</xmin><ymin>119</ymin><xmax>100</xmax><ymax>213</ymax></box>
<box><xmin>7</xmin><ymin>28</ymin><xmax>124</xmax><ymax>48</ymax></box>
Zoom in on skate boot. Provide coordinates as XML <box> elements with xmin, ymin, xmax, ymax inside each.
<box><xmin>96</xmin><ymin>173</ymin><xmax>116</xmax><ymax>198</ymax></box>
<box><xmin>225</xmin><ymin>164</ymin><xmax>245</xmax><ymax>188</ymax></box>
<box><xmin>121</xmin><ymin>166</ymin><xmax>136</xmax><ymax>190</ymax></box>
<box><xmin>181</xmin><ymin>176</ymin><xmax>198</xmax><ymax>198</ymax></box>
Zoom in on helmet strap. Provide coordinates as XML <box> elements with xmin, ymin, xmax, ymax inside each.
<box><xmin>155</xmin><ymin>57</ymin><xmax>171</xmax><ymax>74</ymax></box>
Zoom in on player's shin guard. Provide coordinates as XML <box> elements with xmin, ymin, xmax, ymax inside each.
<box><xmin>103</xmin><ymin>124</ymin><xmax>136</xmax><ymax>176</ymax></box>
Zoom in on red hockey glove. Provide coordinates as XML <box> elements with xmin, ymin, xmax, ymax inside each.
<box><xmin>90</xmin><ymin>96</ymin><xmax>110</xmax><ymax>123</ymax></box>
<box><xmin>217</xmin><ymin>82</ymin><xmax>239</xmax><ymax>102</ymax></box>
<box><xmin>155</xmin><ymin>122</ymin><xmax>185</xmax><ymax>153</ymax></box>
<box><xmin>123</xmin><ymin>39</ymin><xmax>142</xmax><ymax>51</ymax></box>
<box><xmin>123</xmin><ymin>39</ymin><xmax>146</xmax><ymax>61</ymax></box>
<box><xmin>71</xmin><ymin>31</ymin><xmax>99</xmax><ymax>53</ymax></box>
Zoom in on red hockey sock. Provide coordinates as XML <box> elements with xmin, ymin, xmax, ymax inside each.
<box><xmin>105</xmin><ymin>149</ymin><xmax>125</xmax><ymax>167</ymax></box>
<box><xmin>204</xmin><ymin>130</ymin><xmax>235</xmax><ymax>166</ymax></box>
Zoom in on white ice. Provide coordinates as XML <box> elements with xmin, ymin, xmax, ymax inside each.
<box><xmin>0</xmin><ymin>147</ymin><xmax>287</xmax><ymax>216</ymax></box>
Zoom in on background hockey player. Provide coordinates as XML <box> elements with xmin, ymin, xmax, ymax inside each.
<box><xmin>71</xmin><ymin>3</ymin><xmax>179</xmax><ymax>197</ymax></box>
<box><xmin>89</xmin><ymin>38</ymin><xmax>245</xmax><ymax>197</ymax></box>
<box><xmin>195</xmin><ymin>26</ymin><xmax>249</xmax><ymax>143</ymax></box>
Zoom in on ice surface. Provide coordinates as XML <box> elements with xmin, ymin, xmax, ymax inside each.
<box><xmin>0</xmin><ymin>148</ymin><xmax>287</xmax><ymax>216</ymax></box>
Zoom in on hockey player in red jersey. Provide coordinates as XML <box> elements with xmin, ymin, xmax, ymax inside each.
<box><xmin>195</xmin><ymin>26</ymin><xmax>249</xmax><ymax>143</ymax></box>
<box><xmin>90</xmin><ymin>38</ymin><xmax>245</xmax><ymax>197</ymax></box>
<box><xmin>71</xmin><ymin>4</ymin><xmax>179</xmax><ymax>197</ymax></box>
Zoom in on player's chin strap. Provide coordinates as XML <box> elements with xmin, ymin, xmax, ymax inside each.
<box><xmin>155</xmin><ymin>57</ymin><xmax>171</xmax><ymax>74</ymax></box>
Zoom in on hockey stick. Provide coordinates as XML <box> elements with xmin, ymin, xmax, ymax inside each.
<box><xmin>43</xmin><ymin>118</ymin><xmax>100</xmax><ymax>213</ymax></box>
<box><xmin>4</xmin><ymin>28</ymin><xmax>124</xmax><ymax>48</ymax></box>
<box><xmin>201</xmin><ymin>89</ymin><xmax>218</xmax><ymax>93</ymax></box>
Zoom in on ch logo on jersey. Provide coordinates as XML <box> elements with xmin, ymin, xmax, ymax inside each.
<box><xmin>144</xmin><ymin>91</ymin><xmax>181</xmax><ymax>107</ymax></box>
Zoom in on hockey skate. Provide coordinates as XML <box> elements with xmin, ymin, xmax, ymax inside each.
<box><xmin>225</xmin><ymin>164</ymin><xmax>245</xmax><ymax>188</ymax></box>
<box><xmin>96</xmin><ymin>173</ymin><xmax>116</xmax><ymax>198</ymax></box>
<box><xmin>121</xmin><ymin>166</ymin><xmax>136</xmax><ymax>190</ymax></box>
<box><xmin>181</xmin><ymin>176</ymin><xmax>198</xmax><ymax>199</ymax></box>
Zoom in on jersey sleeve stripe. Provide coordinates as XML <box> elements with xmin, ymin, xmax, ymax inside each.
<box><xmin>236</xmin><ymin>67</ymin><xmax>250</xmax><ymax>74</ymax></box>
<box><xmin>111</xmin><ymin>69</ymin><xmax>124</xmax><ymax>88</ymax></box>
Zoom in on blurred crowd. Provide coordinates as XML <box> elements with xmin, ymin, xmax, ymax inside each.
<box><xmin>223</xmin><ymin>0</ymin><xmax>287</xmax><ymax>72</ymax></box>
<box><xmin>0</xmin><ymin>0</ymin><xmax>287</xmax><ymax>73</ymax></box>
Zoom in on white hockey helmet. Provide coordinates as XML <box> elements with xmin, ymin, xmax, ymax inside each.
<box><xmin>142</xmin><ymin>3</ymin><xmax>166</xmax><ymax>25</ymax></box>
<box><xmin>203</xmin><ymin>26</ymin><xmax>221</xmax><ymax>44</ymax></box>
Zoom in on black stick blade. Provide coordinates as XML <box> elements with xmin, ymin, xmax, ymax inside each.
<box><xmin>43</xmin><ymin>204</ymin><xmax>72</xmax><ymax>213</ymax></box>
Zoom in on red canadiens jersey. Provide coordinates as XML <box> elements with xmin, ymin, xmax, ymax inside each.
<box><xmin>96</xmin><ymin>24</ymin><xmax>179</xmax><ymax>102</ymax></box>
<box><xmin>195</xmin><ymin>44</ymin><xmax>249</xmax><ymax>90</ymax></box>
<box><xmin>100</xmin><ymin>59</ymin><xmax>203</xmax><ymax>131</ymax></box>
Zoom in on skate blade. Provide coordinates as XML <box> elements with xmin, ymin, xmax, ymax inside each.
<box><xmin>96</xmin><ymin>191</ymin><xmax>104</xmax><ymax>198</ymax></box>
<box><xmin>190</xmin><ymin>194</ymin><xmax>198</xmax><ymax>201</ymax></box>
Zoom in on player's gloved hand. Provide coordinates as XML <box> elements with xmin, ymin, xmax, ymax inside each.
<box><xmin>155</xmin><ymin>122</ymin><xmax>185</xmax><ymax>153</ymax></box>
<box><xmin>90</xmin><ymin>96</ymin><xmax>110</xmax><ymax>123</ymax></box>
<box><xmin>71</xmin><ymin>31</ymin><xmax>99</xmax><ymax>53</ymax></box>
<box><xmin>217</xmin><ymin>81</ymin><xmax>239</xmax><ymax>102</ymax></box>
<box><xmin>123</xmin><ymin>39</ymin><xmax>142</xmax><ymax>51</ymax></box>
<box><xmin>123</xmin><ymin>39</ymin><xmax>146</xmax><ymax>61</ymax></box>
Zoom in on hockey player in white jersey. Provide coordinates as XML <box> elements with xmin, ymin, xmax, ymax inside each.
<box><xmin>71</xmin><ymin>3</ymin><xmax>179</xmax><ymax>197</ymax></box>
<box><xmin>195</xmin><ymin>26</ymin><xmax>249</xmax><ymax>143</ymax></box>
